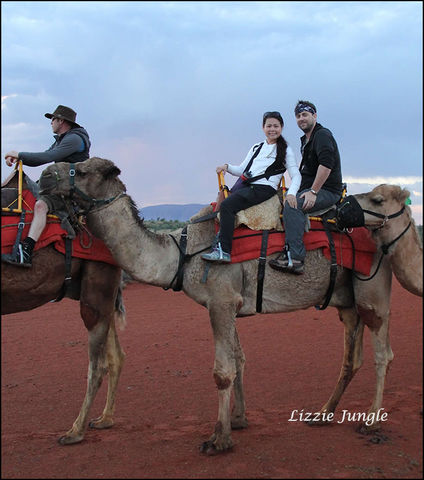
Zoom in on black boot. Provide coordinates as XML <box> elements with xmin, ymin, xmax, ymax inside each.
<box><xmin>1</xmin><ymin>242</ymin><xmax>33</xmax><ymax>267</ymax></box>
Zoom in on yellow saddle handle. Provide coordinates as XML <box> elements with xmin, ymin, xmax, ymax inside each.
<box><xmin>217</xmin><ymin>171</ymin><xmax>229</xmax><ymax>199</ymax></box>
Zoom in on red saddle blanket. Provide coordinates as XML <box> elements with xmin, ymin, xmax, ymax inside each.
<box><xmin>212</xmin><ymin>203</ymin><xmax>377</xmax><ymax>276</ymax></box>
<box><xmin>1</xmin><ymin>191</ymin><xmax>117</xmax><ymax>266</ymax></box>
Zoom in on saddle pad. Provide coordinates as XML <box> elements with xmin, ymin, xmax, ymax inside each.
<box><xmin>1</xmin><ymin>190</ymin><xmax>117</xmax><ymax>266</ymax></box>
<box><xmin>211</xmin><ymin>203</ymin><xmax>377</xmax><ymax>276</ymax></box>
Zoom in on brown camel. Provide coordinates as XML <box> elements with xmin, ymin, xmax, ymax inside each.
<box><xmin>1</xmin><ymin>173</ymin><xmax>126</xmax><ymax>446</ymax></box>
<box><xmin>39</xmin><ymin>157</ymin><xmax>418</xmax><ymax>454</ymax></box>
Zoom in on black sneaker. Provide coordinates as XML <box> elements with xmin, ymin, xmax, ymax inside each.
<box><xmin>1</xmin><ymin>243</ymin><xmax>32</xmax><ymax>268</ymax></box>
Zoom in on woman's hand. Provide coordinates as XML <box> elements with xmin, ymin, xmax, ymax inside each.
<box><xmin>216</xmin><ymin>164</ymin><xmax>228</xmax><ymax>174</ymax></box>
<box><xmin>284</xmin><ymin>194</ymin><xmax>297</xmax><ymax>208</ymax></box>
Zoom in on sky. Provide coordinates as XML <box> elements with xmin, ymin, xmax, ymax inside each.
<box><xmin>1</xmin><ymin>1</ymin><xmax>423</xmax><ymax>223</ymax></box>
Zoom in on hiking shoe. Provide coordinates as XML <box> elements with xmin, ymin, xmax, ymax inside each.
<box><xmin>1</xmin><ymin>243</ymin><xmax>32</xmax><ymax>268</ymax></box>
<box><xmin>201</xmin><ymin>247</ymin><xmax>231</xmax><ymax>264</ymax></box>
<box><xmin>269</xmin><ymin>256</ymin><xmax>304</xmax><ymax>274</ymax></box>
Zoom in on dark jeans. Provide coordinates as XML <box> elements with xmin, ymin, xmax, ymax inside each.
<box><xmin>219</xmin><ymin>185</ymin><xmax>275</xmax><ymax>253</ymax></box>
<box><xmin>282</xmin><ymin>188</ymin><xmax>341</xmax><ymax>261</ymax></box>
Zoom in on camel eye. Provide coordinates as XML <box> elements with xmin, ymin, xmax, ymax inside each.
<box><xmin>371</xmin><ymin>195</ymin><xmax>384</xmax><ymax>205</ymax></box>
<box><xmin>76</xmin><ymin>170</ymin><xmax>87</xmax><ymax>178</ymax></box>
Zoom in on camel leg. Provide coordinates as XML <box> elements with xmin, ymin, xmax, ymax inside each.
<box><xmin>310</xmin><ymin>306</ymin><xmax>365</xmax><ymax>425</ymax></box>
<box><xmin>200</xmin><ymin>300</ymin><xmax>238</xmax><ymax>455</ymax></box>
<box><xmin>231</xmin><ymin>328</ymin><xmax>248</xmax><ymax>430</ymax></box>
<box><xmin>58</xmin><ymin>263</ymin><xmax>121</xmax><ymax>445</ymax></box>
<box><xmin>58</xmin><ymin>319</ymin><xmax>110</xmax><ymax>445</ymax></box>
<box><xmin>357</xmin><ymin>311</ymin><xmax>393</xmax><ymax>433</ymax></box>
<box><xmin>354</xmin><ymin>255</ymin><xmax>393</xmax><ymax>433</ymax></box>
<box><xmin>89</xmin><ymin>319</ymin><xmax>126</xmax><ymax>429</ymax></box>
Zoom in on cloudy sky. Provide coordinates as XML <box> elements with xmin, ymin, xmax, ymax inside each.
<box><xmin>1</xmin><ymin>1</ymin><xmax>422</xmax><ymax>223</ymax></box>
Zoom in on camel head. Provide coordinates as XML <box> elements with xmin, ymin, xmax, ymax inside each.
<box><xmin>353</xmin><ymin>184</ymin><xmax>411</xmax><ymax>229</ymax></box>
<box><xmin>335</xmin><ymin>184</ymin><xmax>412</xmax><ymax>230</ymax></box>
<box><xmin>39</xmin><ymin>157</ymin><xmax>125</xmax><ymax>209</ymax></box>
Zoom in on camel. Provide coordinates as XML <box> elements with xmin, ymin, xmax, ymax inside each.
<box><xmin>38</xmin><ymin>157</ymin><xmax>419</xmax><ymax>454</ymax></box>
<box><xmin>1</xmin><ymin>172</ymin><xmax>126</xmax><ymax>446</ymax></box>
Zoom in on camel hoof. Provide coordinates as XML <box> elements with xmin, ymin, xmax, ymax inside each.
<box><xmin>305</xmin><ymin>413</ymin><xmax>332</xmax><ymax>427</ymax></box>
<box><xmin>355</xmin><ymin>423</ymin><xmax>381</xmax><ymax>435</ymax></box>
<box><xmin>206</xmin><ymin>445</ymin><xmax>218</xmax><ymax>456</ymax></box>
<box><xmin>199</xmin><ymin>440</ymin><xmax>233</xmax><ymax>455</ymax></box>
<box><xmin>199</xmin><ymin>441</ymin><xmax>212</xmax><ymax>454</ymax></box>
<box><xmin>231</xmin><ymin>416</ymin><xmax>248</xmax><ymax>430</ymax></box>
<box><xmin>89</xmin><ymin>417</ymin><xmax>114</xmax><ymax>429</ymax></box>
<box><xmin>57</xmin><ymin>434</ymin><xmax>84</xmax><ymax>445</ymax></box>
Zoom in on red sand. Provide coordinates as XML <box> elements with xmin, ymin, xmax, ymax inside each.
<box><xmin>1</xmin><ymin>277</ymin><xmax>422</xmax><ymax>479</ymax></box>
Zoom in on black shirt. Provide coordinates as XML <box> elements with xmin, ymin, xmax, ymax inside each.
<box><xmin>299</xmin><ymin>123</ymin><xmax>343</xmax><ymax>196</ymax></box>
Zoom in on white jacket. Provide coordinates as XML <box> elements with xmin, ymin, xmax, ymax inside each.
<box><xmin>226</xmin><ymin>140</ymin><xmax>301</xmax><ymax>196</ymax></box>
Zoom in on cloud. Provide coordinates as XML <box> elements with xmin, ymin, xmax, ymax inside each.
<box><xmin>1</xmin><ymin>1</ymin><xmax>422</xmax><ymax>226</ymax></box>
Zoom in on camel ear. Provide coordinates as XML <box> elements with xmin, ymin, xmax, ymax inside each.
<box><xmin>399</xmin><ymin>188</ymin><xmax>411</xmax><ymax>205</ymax></box>
<box><xmin>102</xmin><ymin>165</ymin><xmax>121</xmax><ymax>180</ymax></box>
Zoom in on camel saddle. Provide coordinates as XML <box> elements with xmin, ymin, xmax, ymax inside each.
<box><xmin>202</xmin><ymin>200</ymin><xmax>378</xmax><ymax>277</ymax></box>
<box><xmin>1</xmin><ymin>169</ymin><xmax>117</xmax><ymax>266</ymax></box>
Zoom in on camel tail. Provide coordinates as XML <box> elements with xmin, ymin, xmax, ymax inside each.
<box><xmin>114</xmin><ymin>285</ymin><xmax>127</xmax><ymax>331</ymax></box>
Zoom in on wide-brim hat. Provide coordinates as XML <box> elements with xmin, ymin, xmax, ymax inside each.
<box><xmin>45</xmin><ymin>105</ymin><xmax>80</xmax><ymax>127</ymax></box>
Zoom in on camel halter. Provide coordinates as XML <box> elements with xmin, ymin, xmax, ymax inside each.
<box><xmin>65</xmin><ymin>163</ymin><xmax>126</xmax><ymax>215</ymax></box>
<box><xmin>362</xmin><ymin>204</ymin><xmax>406</xmax><ymax>229</ymax></box>
<box><xmin>347</xmin><ymin>206</ymin><xmax>412</xmax><ymax>282</ymax></box>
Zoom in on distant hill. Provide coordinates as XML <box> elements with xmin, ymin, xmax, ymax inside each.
<box><xmin>139</xmin><ymin>204</ymin><xmax>208</xmax><ymax>222</ymax></box>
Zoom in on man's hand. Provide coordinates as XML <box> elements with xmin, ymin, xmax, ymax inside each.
<box><xmin>300</xmin><ymin>190</ymin><xmax>317</xmax><ymax>211</ymax></box>
<box><xmin>5</xmin><ymin>151</ymin><xmax>19</xmax><ymax>167</ymax></box>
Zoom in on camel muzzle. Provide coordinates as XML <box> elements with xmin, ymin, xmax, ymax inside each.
<box><xmin>335</xmin><ymin>195</ymin><xmax>365</xmax><ymax>230</ymax></box>
<box><xmin>39</xmin><ymin>170</ymin><xmax>60</xmax><ymax>195</ymax></box>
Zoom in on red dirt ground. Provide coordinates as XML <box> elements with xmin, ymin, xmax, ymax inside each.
<box><xmin>1</xmin><ymin>277</ymin><xmax>422</xmax><ymax>479</ymax></box>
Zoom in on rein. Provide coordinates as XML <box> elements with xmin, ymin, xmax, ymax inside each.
<box><xmin>347</xmin><ymin>217</ymin><xmax>411</xmax><ymax>282</ymax></box>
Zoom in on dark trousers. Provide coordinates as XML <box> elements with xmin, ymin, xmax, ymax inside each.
<box><xmin>219</xmin><ymin>185</ymin><xmax>275</xmax><ymax>253</ymax></box>
<box><xmin>282</xmin><ymin>188</ymin><xmax>341</xmax><ymax>260</ymax></box>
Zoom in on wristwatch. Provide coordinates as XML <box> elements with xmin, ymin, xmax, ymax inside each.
<box><xmin>310</xmin><ymin>189</ymin><xmax>318</xmax><ymax>196</ymax></box>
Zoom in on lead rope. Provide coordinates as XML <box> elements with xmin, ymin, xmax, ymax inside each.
<box><xmin>345</xmin><ymin>221</ymin><xmax>411</xmax><ymax>281</ymax></box>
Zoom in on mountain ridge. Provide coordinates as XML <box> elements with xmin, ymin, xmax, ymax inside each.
<box><xmin>139</xmin><ymin>203</ymin><xmax>208</xmax><ymax>222</ymax></box>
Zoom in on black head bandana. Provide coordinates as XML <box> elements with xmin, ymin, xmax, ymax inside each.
<box><xmin>294</xmin><ymin>103</ymin><xmax>317</xmax><ymax>116</ymax></box>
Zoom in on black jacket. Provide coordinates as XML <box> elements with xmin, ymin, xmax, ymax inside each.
<box><xmin>299</xmin><ymin>123</ymin><xmax>343</xmax><ymax>195</ymax></box>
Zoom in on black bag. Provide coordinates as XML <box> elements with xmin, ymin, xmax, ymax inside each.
<box><xmin>335</xmin><ymin>195</ymin><xmax>365</xmax><ymax>229</ymax></box>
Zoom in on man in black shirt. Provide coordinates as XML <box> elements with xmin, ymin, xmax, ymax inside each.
<box><xmin>270</xmin><ymin>100</ymin><xmax>343</xmax><ymax>274</ymax></box>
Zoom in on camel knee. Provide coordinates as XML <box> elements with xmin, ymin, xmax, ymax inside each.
<box><xmin>213</xmin><ymin>372</ymin><xmax>235</xmax><ymax>391</ymax></box>
<box><xmin>356</xmin><ymin>305</ymin><xmax>389</xmax><ymax>331</ymax></box>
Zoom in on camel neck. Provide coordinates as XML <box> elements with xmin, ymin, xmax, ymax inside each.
<box><xmin>378</xmin><ymin>217</ymin><xmax>423</xmax><ymax>297</ymax></box>
<box><xmin>88</xmin><ymin>199</ymin><xmax>181</xmax><ymax>288</ymax></box>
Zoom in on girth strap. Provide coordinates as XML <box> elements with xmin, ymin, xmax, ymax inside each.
<box><xmin>201</xmin><ymin>232</ymin><xmax>220</xmax><ymax>284</ymax></box>
<box><xmin>256</xmin><ymin>229</ymin><xmax>269</xmax><ymax>313</ymax></box>
<box><xmin>164</xmin><ymin>227</ymin><xmax>188</xmax><ymax>292</ymax></box>
<box><xmin>52</xmin><ymin>236</ymin><xmax>73</xmax><ymax>303</ymax></box>
<box><xmin>11</xmin><ymin>210</ymin><xmax>26</xmax><ymax>259</ymax></box>
<box><xmin>315</xmin><ymin>220</ymin><xmax>338</xmax><ymax>311</ymax></box>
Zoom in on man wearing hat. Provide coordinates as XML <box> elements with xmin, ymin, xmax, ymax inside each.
<box><xmin>2</xmin><ymin>105</ymin><xmax>91</xmax><ymax>267</ymax></box>
<box><xmin>269</xmin><ymin>100</ymin><xmax>344</xmax><ymax>274</ymax></box>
